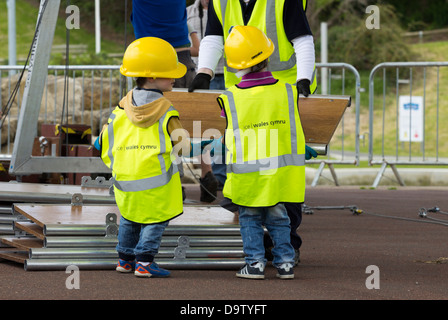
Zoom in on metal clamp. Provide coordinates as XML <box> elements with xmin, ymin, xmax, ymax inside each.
<box><xmin>105</xmin><ymin>213</ymin><xmax>118</xmax><ymax>237</ymax></box>
<box><xmin>174</xmin><ymin>236</ymin><xmax>190</xmax><ymax>260</ymax></box>
<box><xmin>71</xmin><ymin>193</ymin><xmax>83</xmax><ymax>206</ymax></box>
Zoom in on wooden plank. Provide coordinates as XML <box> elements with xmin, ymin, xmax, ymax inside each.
<box><xmin>13</xmin><ymin>204</ymin><xmax>121</xmax><ymax>228</ymax></box>
<box><xmin>1</xmin><ymin>237</ymin><xmax>43</xmax><ymax>250</ymax></box>
<box><xmin>165</xmin><ymin>89</ymin><xmax>225</xmax><ymax>138</ymax></box>
<box><xmin>0</xmin><ymin>249</ymin><xmax>28</xmax><ymax>263</ymax></box>
<box><xmin>299</xmin><ymin>95</ymin><xmax>351</xmax><ymax>145</ymax></box>
<box><xmin>164</xmin><ymin>89</ymin><xmax>350</xmax><ymax>147</ymax></box>
<box><xmin>13</xmin><ymin>204</ymin><xmax>238</xmax><ymax>228</ymax></box>
<box><xmin>14</xmin><ymin>222</ymin><xmax>45</xmax><ymax>240</ymax></box>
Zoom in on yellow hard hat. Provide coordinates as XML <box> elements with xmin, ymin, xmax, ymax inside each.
<box><xmin>120</xmin><ymin>37</ymin><xmax>187</xmax><ymax>79</ymax></box>
<box><xmin>224</xmin><ymin>25</ymin><xmax>275</xmax><ymax>70</ymax></box>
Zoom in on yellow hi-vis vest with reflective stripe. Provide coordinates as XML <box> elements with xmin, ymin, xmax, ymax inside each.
<box><xmin>213</xmin><ymin>0</ymin><xmax>317</xmax><ymax>91</ymax></box>
<box><xmin>218</xmin><ymin>81</ymin><xmax>306</xmax><ymax>207</ymax></box>
<box><xmin>101</xmin><ymin>105</ymin><xmax>183</xmax><ymax>224</ymax></box>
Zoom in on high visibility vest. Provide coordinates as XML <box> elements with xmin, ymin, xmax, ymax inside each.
<box><xmin>101</xmin><ymin>105</ymin><xmax>183</xmax><ymax>224</ymax></box>
<box><xmin>213</xmin><ymin>0</ymin><xmax>317</xmax><ymax>91</ymax></box>
<box><xmin>218</xmin><ymin>81</ymin><xmax>306</xmax><ymax>207</ymax></box>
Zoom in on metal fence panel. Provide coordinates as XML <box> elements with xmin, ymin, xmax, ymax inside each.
<box><xmin>1</xmin><ymin>63</ymin><xmax>360</xmax><ymax>184</ymax></box>
<box><xmin>368</xmin><ymin>62</ymin><xmax>448</xmax><ymax>187</ymax></box>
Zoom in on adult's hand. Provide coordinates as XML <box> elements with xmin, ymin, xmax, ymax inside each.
<box><xmin>296</xmin><ymin>79</ymin><xmax>311</xmax><ymax>97</ymax></box>
<box><xmin>188</xmin><ymin>73</ymin><xmax>212</xmax><ymax>92</ymax></box>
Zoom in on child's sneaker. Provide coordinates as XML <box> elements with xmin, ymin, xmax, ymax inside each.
<box><xmin>236</xmin><ymin>262</ymin><xmax>265</xmax><ymax>279</ymax></box>
<box><xmin>276</xmin><ymin>262</ymin><xmax>294</xmax><ymax>279</ymax></box>
<box><xmin>134</xmin><ymin>261</ymin><xmax>171</xmax><ymax>278</ymax></box>
<box><xmin>116</xmin><ymin>259</ymin><xmax>135</xmax><ymax>273</ymax></box>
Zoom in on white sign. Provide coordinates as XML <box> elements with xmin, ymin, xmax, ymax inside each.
<box><xmin>399</xmin><ymin>96</ymin><xmax>424</xmax><ymax>142</ymax></box>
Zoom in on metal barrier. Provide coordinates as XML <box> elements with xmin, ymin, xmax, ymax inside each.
<box><xmin>0</xmin><ymin>65</ymin><xmax>125</xmax><ymax>151</ymax></box>
<box><xmin>368</xmin><ymin>62</ymin><xmax>448</xmax><ymax>187</ymax></box>
<box><xmin>1</xmin><ymin>63</ymin><xmax>360</xmax><ymax>184</ymax></box>
<box><xmin>310</xmin><ymin>63</ymin><xmax>361</xmax><ymax>186</ymax></box>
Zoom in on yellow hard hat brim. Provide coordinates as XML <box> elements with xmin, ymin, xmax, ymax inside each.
<box><xmin>120</xmin><ymin>63</ymin><xmax>187</xmax><ymax>79</ymax></box>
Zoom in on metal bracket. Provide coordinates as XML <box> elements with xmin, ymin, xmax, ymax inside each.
<box><xmin>105</xmin><ymin>213</ymin><xmax>118</xmax><ymax>238</ymax></box>
<box><xmin>81</xmin><ymin>176</ymin><xmax>113</xmax><ymax>188</ymax></box>
<box><xmin>71</xmin><ymin>193</ymin><xmax>83</xmax><ymax>206</ymax></box>
<box><xmin>174</xmin><ymin>236</ymin><xmax>190</xmax><ymax>260</ymax></box>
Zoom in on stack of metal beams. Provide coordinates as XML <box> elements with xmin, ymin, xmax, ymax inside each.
<box><xmin>23</xmin><ymin>215</ymin><xmax>245</xmax><ymax>271</ymax></box>
<box><xmin>0</xmin><ymin>182</ymin><xmax>246</xmax><ymax>271</ymax></box>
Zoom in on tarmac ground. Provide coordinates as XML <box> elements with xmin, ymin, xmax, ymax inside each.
<box><xmin>1</xmin><ymin>184</ymin><xmax>447</xmax><ymax>308</ymax></box>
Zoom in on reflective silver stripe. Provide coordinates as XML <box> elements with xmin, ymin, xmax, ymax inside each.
<box><xmin>159</xmin><ymin>106</ymin><xmax>177</xmax><ymax>174</ymax></box>
<box><xmin>113</xmin><ymin>163</ymin><xmax>179</xmax><ymax>192</ymax></box>
<box><xmin>225</xmin><ymin>83</ymin><xmax>302</xmax><ymax>173</ymax></box>
<box><xmin>265</xmin><ymin>0</ymin><xmax>296</xmax><ymax>72</ymax></box>
<box><xmin>111</xmin><ymin>106</ymin><xmax>178</xmax><ymax>192</ymax></box>
<box><xmin>229</xmin><ymin>154</ymin><xmax>305</xmax><ymax>174</ymax></box>
<box><xmin>286</xmin><ymin>83</ymin><xmax>297</xmax><ymax>154</ymax></box>
<box><xmin>224</xmin><ymin>91</ymin><xmax>243</xmax><ymax>164</ymax></box>
<box><xmin>107</xmin><ymin>113</ymin><xmax>116</xmax><ymax>171</ymax></box>
<box><xmin>219</xmin><ymin>0</ymin><xmax>296</xmax><ymax>73</ymax></box>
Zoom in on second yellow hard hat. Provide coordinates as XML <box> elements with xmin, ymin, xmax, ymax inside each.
<box><xmin>224</xmin><ymin>25</ymin><xmax>275</xmax><ymax>70</ymax></box>
<box><xmin>120</xmin><ymin>37</ymin><xmax>187</xmax><ymax>79</ymax></box>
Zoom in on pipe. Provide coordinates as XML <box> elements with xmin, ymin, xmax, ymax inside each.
<box><xmin>44</xmin><ymin>235</ymin><xmax>243</xmax><ymax>248</ymax></box>
<box><xmin>42</xmin><ymin>224</ymin><xmax>241</xmax><ymax>237</ymax></box>
<box><xmin>0</xmin><ymin>225</ymin><xmax>14</xmax><ymax>234</ymax></box>
<box><xmin>30</xmin><ymin>248</ymin><xmax>118</xmax><ymax>259</ymax></box>
<box><xmin>44</xmin><ymin>224</ymin><xmax>107</xmax><ymax>236</ymax></box>
<box><xmin>29</xmin><ymin>247</ymin><xmax>244</xmax><ymax>260</ymax></box>
<box><xmin>44</xmin><ymin>236</ymin><xmax>118</xmax><ymax>248</ymax></box>
<box><xmin>0</xmin><ymin>206</ymin><xmax>13</xmax><ymax>214</ymax></box>
<box><xmin>24</xmin><ymin>258</ymin><xmax>245</xmax><ymax>271</ymax></box>
<box><xmin>172</xmin><ymin>247</ymin><xmax>244</xmax><ymax>259</ymax></box>
<box><xmin>163</xmin><ymin>225</ymin><xmax>241</xmax><ymax>236</ymax></box>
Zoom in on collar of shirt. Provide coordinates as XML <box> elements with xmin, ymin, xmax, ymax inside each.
<box><xmin>236</xmin><ymin>71</ymin><xmax>277</xmax><ymax>88</ymax></box>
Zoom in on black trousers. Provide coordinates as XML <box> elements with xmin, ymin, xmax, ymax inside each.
<box><xmin>264</xmin><ymin>202</ymin><xmax>302</xmax><ymax>250</ymax></box>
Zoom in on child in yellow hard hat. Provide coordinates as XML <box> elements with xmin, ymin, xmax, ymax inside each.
<box><xmin>217</xmin><ymin>26</ymin><xmax>317</xmax><ymax>280</ymax></box>
<box><xmin>98</xmin><ymin>37</ymin><xmax>212</xmax><ymax>278</ymax></box>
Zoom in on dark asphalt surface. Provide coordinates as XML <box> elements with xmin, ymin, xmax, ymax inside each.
<box><xmin>1</xmin><ymin>185</ymin><xmax>447</xmax><ymax>306</ymax></box>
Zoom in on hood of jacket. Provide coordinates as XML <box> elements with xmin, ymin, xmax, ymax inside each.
<box><xmin>119</xmin><ymin>89</ymin><xmax>172</xmax><ymax>128</ymax></box>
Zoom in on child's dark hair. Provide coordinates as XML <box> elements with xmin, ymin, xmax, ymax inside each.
<box><xmin>250</xmin><ymin>59</ymin><xmax>268</xmax><ymax>73</ymax></box>
<box><xmin>135</xmin><ymin>77</ymin><xmax>148</xmax><ymax>88</ymax></box>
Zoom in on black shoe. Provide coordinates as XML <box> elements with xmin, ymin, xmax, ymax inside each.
<box><xmin>276</xmin><ymin>262</ymin><xmax>294</xmax><ymax>279</ymax></box>
<box><xmin>199</xmin><ymin>171</ymin><xmax>218</xmax><ymax>203</ymax></box>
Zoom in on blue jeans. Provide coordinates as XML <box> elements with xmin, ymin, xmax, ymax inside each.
<box><xmin>210</xmin><ymin>74</ymin><xmax>225</xmax><ymax>90</ymax></box>
<box><xmin>238</xmin><ymin>204</ymin><xmax>295</xmax><ymax>267</ymax></box>
<box><xmin>116</xmin><ymin>216</ymin><xmax>169</xmax><ymax>262</ymax></box>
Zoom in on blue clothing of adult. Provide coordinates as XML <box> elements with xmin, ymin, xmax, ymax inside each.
<box><xmin>131</xmin><ymin>0</ymin><xmax>190</xmax><ymax>48</ymax></box>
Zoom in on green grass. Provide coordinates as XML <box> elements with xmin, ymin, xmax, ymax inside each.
<box><xmin>0</xmin><ymin>0</ymin><xmax>124</xmax><ymax>64</ymax></box>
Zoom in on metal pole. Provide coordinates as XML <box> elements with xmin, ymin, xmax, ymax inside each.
<box><xmin>320</xmin><ymin>22</ymin><xmax>328</xmax><ymax>95</ymax></box>
<box><xmin>24</xmin><ymin>258</ymin><xmax>245</xmax><ymax>271</ymax></box>
<box><xmin>95</xmin><ymin>0</ymin><xmax>101</xmax><ymax>54</ymax></box>
<box><xmin>7</xmin><ymin>0</ymin><xmax>17</xmax><ymax>76</ymax></box>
